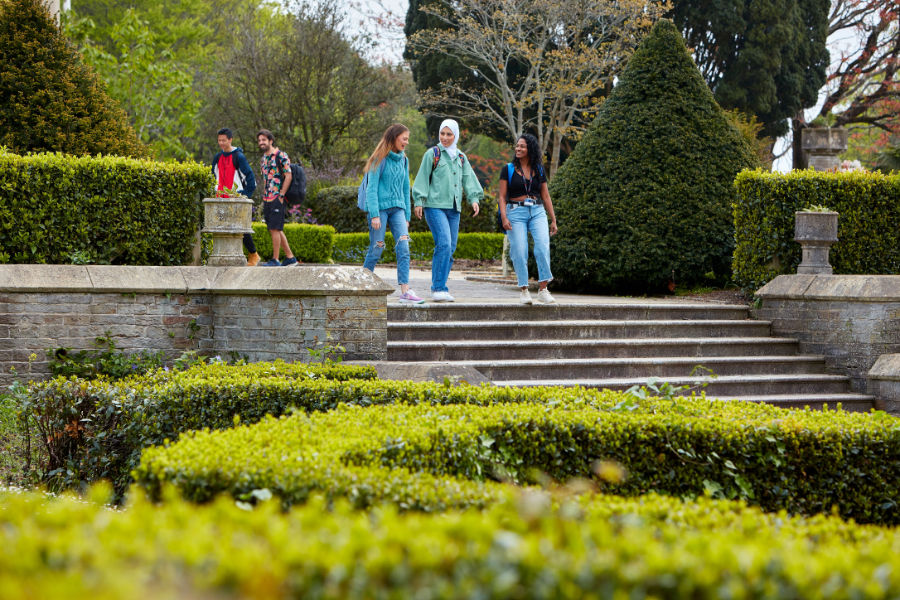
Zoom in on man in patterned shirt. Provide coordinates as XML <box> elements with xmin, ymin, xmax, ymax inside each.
<box><xmin>256</xmin><ymin>129</ymin><xmax>299</xmax><ymax>267</ymax></box>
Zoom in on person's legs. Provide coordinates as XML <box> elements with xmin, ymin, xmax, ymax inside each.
<box><xmin>269</xmin><ymin>230</ymin><xmax>281</xmax><ymax>260</ymax></box>
<box><xmin>278</xmin><ymin>231</ymin><xmax>295</xmax><ymax>258</ymax></box>
<box><xmin>386</xmin><ymin>207</ymin><xmax>410</xmax><ymax>288</ymax></box>
<box><xmin>243</xmin><ymin>233</ymin><xmax>260</xmax><ymax>266</ymax></box>
<box><xmin>424</xmin><ymin>207</ymin><xmax>452</xmax><ymax>292</ymax></box>
<box><xmin>363</xmin><ymin>210</ymin><xmax>387</xmax><ymax>272</ymax></box>
<box><xmin>506</xmin><ymin>204</ymin><xmax>531</xmax><ymax>288</ymax></box>
<box><xmin>263</xmin><ymin>200</ymin><xmax>286</xmax><ymax>263</ymax></box>
<box><xmin>446</xmin><ymin>207</ymin><xmax>460</xmax><ymax>280</ymax></box>
<box><xmin>528</xmin><ymin>206</ymin><xmax>553</xmax><ymax>286</ymax></box>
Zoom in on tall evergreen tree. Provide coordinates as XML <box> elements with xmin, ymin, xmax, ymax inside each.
<box><xmin>670</xmin><ymin>0</ymin><xmax>829</xmax><ymax>138</ymax></box>
<box><xmin>549</xmin><ymin>19</ymin><xmax>760</xmax><ymax>294</ymax></box>
<box><xmin>0</xmin><ymin>0</ymin><xmax>144</xmax><ymax>156</ymax></box>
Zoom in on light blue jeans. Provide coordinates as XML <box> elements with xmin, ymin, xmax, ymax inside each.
<box><xmin>424</xmin><ymin>207</ymin><xmax>460</xmax><ymax>292</ymax></box>
<box><xmin>506</xmin><ymin>203</ymin><xmax>552</xmax><ymax>288</ymax></box>
<box><xmin>363</xmin><ymin>207</ymin><xmax>410</xmax><ymax>285</ymax></box>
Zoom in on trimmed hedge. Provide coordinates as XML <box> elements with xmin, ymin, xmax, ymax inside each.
<box><xmin>6</xmin><ymin>487</ymin><xmax>900</xmax><ymax>599</ymax></box>
<box><xmin>0</xmin><ymin>151</ymin><xmax>212</xmax><ymax>265</ymax></box>
<box><xmin>332</xmin><ymin>232</ymin><xmax>504</xmax><ymax>263</ymax></box>
<box><xmin>249</xmin><ymin>222</ymin><xmax>335</xmax><ymax>263</ymax></box>
<box><xmin>306</xmin><ymin>184</ymin><xmax>500</xmax><ymax>234</ymax></box>
<box><xmin>136</xmin><ymin>393</ymin><xmax>900</xmax><ymax>524</ymax></box>
<box><xmin>23</xmin><ymin>361</ymin><xmax>378</xmax><ymax>494</ymax></box>
<box><xmin>733</xmin><ymin>169</ymin><xmax>900</xmax><ymax>290</ymax></box>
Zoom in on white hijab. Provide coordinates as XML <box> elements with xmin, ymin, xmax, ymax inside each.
<box><xmin>439</xmin><ymin>119</ymin><xmax>460</xmax><ymax>159</ymax></box>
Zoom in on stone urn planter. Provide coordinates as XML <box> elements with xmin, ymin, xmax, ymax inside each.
<box><xmin>202</xmin><ymin>196</ymin><xmax>254</xmax><ymax>266</ymax></box>
<box><xmin>801</xmin><ymin>127</ymin><xmax>848</xmax><ymax>172</ymax></box>
<box><xmin>794</xmin><ymin>210</ymin><xmax>838</xmax><ymax>274</ymax></box>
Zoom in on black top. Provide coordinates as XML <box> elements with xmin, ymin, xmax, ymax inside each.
<box><xmin>500</xmin><ymin>164</ymin><xmax>546</xmax><ymax>199</ymax></box>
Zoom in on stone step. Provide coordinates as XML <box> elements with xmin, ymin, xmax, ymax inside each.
<box><xmin>455</xmin><ymin>355</ymin><xmax>827</xmax><ymax>381</ymax></box>
<box><xmin>494</xmin><ymin>373</ymin><xmax>853</xmax><ymax>396</ymax></box>
<box><xmin>388</xmin><ymin>303</ymin><xmax>750</xmax><ymax>323</ymax></box>
<box><xmin>705</xmin><ymin>394</ymin><xmax>876</xmax><ymax>412</ymax></box>
<box><xmin>387</xmin><ymin>319</ymin><xmax>772</xmax><ymax>342</ymax></box>
<box><xmin>387</xmin><ymin>337</ymin><xmax>801</xmax><ymax>361</ymax></box>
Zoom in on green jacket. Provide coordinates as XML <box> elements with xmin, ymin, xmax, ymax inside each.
<box><xmin>412</xmin><ymin>147</ymin><xmax>483</xmax><ymax>211</ymax></box>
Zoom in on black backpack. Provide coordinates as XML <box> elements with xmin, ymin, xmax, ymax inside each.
<box><xmin>285</xmin><ymin>162</ymin><xmax>307</xmax><ymax>205</ymax></box>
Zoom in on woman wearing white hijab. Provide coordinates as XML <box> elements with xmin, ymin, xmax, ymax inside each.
<box><xmin>412</xmin><ymin>119</ymin><xmax>484</xmax><ymax>302</ymax></box>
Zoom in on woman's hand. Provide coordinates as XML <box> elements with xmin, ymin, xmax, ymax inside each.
<box><xmin>414</xmin><ymin>206</ymin><xmax>423</xmax><ymax>219</ymax></box>
<box><xmin>471</xmin><ymin>203</ymin><xmax>480</xmax><ymax>216</ymax></box>
<box><xmin>549</xmin><ymin>219</ymin><xmax>558</xmax><ymax>235</ymax></box>
<box><xmin>502</xmin><ymin>217</ymin><xmax>512</xmax><ymax>231</ymax></box>
<box><xmin>371</xmin><ymin>217</ymin><xmax>381</xmax><ymax>230</ymax></box>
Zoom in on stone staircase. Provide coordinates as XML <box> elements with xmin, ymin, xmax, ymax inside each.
<box><xmin>386</xmin><ymin>302</ymin><xmax>875</xmax><ymax>411</ymax></box>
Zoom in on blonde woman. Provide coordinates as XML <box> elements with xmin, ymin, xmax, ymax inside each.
<box><xmin>361</xmin><ymin>123</ymin><xmax>424</xmax><ymax>304</ymax></box>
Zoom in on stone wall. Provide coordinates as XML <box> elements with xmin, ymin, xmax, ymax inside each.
<box><xmin>754</xmin><ymin>275</ymin><xmax>900</xmax><ymax>393</ymax></box>
<box><xmin>0</xmin><ymin>265</ymin><xmax>393</xmax><ymax>386</ymax></box>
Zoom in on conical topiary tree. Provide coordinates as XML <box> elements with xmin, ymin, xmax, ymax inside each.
<box><xmin>0</xmin><ymin>0</ymin><xmax>145</xmax><ymax>156</ymax></box>
<box><xmin>549</xmin><ymin>19</ymin><xmax>759</xmax><ymax>293</ymax></box>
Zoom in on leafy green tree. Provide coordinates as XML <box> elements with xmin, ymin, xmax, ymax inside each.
<box><xmin>0</xmin><ymin>0</ymin><xmax>144</xmax><ymax>156</ymax></box>
<box><xmin>670</xmin><ymin>0</ymin><xmax>830</xmax><ymax>139</ymax></box>
<box><xmin>549</xmin><ymin>19</ymin><xmax>760</xmax><ymax>294</ymax></box>
<box><xmin>67</xmin><ymin>9</ymin><xmax>201</xmax><ymax>160</ymax></box>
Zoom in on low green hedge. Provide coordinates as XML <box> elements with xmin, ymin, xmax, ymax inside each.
<box><xmin>0</xmin><ymin>150</ymin><xmax>212</xmax><ymax>265</ymax></box>
<box><xmin>249</xmin><ymin>222</ymin><xmax>335</xmax><ymax>263</ymax></box>
<box><xmin>733</xmin><ymin>169</ymin><xmax>900</xmax><ymax>290</ymax></box>
<box><xmin>6</xmin><ymin>487</ymin><xmax>900</xmax><ymax>599</ymax></box>
<box><xmin>23</xmin><ymin>361</ymin><xmax>378</xmax><ymax>494</ymax></box>
<box><xmin>306</xmin><ymin>184</ymin><xmax>500</xmax><ymax>234</ymax></box>
<box><xmin>136</xmin><ymin>396</ymin><xmax>900</xmax><ymax>524</ymax></box>
<box><xmin>332</xmin><ymin>232</ymin><xmax>504</xmax><ymax>263</ymax></box>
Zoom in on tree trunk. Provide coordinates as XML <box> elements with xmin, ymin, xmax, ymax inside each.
<box><xmin>792</xmin><ymin>115</ymin><xmax>808</xmax><ymax>170</ymax></box>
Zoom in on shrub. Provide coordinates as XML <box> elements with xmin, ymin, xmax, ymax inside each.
<box><xmin>23</xmin><ymin>361</ymin><xmax>378</xmax><ymax>494</ymax></box>
<box><xmin>733</xmin><ymin>169</ymin><xmax>900</xmax><ymax>290</ymax></box>
<box><xmin>0</xmin><ymin>151</ymin><xmax>211</xmax><ymax>264</ymax></box>
<box><xmin>250</xmin><ymin>222</ymin><xmax>335</xmax><ymax>263</ymax></box>
<box><xmin>136</xmin><ymin>392</ymin><xmax>900</xmax><ymax>524</ymax></box>
<box><xmin>331</xmin><ymin>232</ymin><xmax>504</xmax><ymax>263</ymax></box>
<box><xmin>0</xmin><ymin>0</ymin><xmax>145</xmax><ymax>156</ymax></box>
<box><xmin>6</xmin><ymin>487</ymin><xmax>900</xmax><ymax>599</ymax></box>
<box><xmin>549</xmin><ymin>19</ymin><xmax>760</xmax><ymax>293</ymax></box>
<box><xmin>305</xmin><ymin>184</ymin><xmax>500</xmax><ymax>234</ymax></box>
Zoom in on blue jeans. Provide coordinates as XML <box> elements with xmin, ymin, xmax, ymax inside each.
<box><xmin>506</xmin><ymin>203</ymin><xmax>552</xmax><ymax>288</ymax></box>
<box><xmin>424</xmin><ymin>207</ymin><xmax>460</xmax><ymax>292</ymax></box>
<box><xmin>363</xmin><ymin>207</ymin><xmax>410</xmax><ymax>285</ymax></box>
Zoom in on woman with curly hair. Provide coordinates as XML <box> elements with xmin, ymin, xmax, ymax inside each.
<box><xmin>497</xmin><ymin>133</ymin><xmax>559</xmax><ymax>304</ymax></box>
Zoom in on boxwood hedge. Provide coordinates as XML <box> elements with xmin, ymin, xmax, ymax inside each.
<box><xmin>248</xmin><ymin>222</ymin><xmax>335</xmax><ymax>263</ymax></box>
<box><xmin>135</xmin><ymin>393</ymin><xmax>900</xmax><ymax>524</ymax></box>
<box><xmin>332</xmin><ymin>232</ymin><xmax>504</xmax><ymax>263</ymax></box>
<box><xmin>733</xmin><ymin>169</ymin><xmax>900</xmax><ymax>290</ymax></box>
<box><xmin>0</xmin><ymin>150</ymin><xmax>212</xmax><ymax>265</ymax></box>
<box><xmin>5</xmin><ymin>487</ymin><xmax>900</xmax><ymax>599</ymax></box>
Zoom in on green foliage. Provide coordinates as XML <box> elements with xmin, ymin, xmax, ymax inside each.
<box><xmin>306</xmin><ymin>184</ymin><xmax>499</xmax><ymax>234</ymax></box>
<box><xmin>331</xmin><ymin>232</ymin><xmax>504</xmax><ymax>263</ymax></box>
<box><xmin>549</xmin><ymin>20</ymin><xmax>760</xmax><ymax>293</ymax></box>
<box><xmin>250</xmin><ymin>222</ymin><xmax>335</xmax><ymax>263</ymax></box>
<box><xmin>0</xmin><ymin>0</ymin><xmax>145</xmax><ymax>156</ymax></box>
<box><xmin>8</xmin><ymin>486</ymin><xmax>900</xmax><ymax>600</ymax></box>
<box><xmin>48</xmin><ymin>333</ymin><xmax>166</xmax><ymax>380</ymax></box>
<box><xmin>0</xmin><ymin>150</ymin><xmax>212</xmax><ymax>264</ymax></box>
<box><xmin>22</xmin><ymin>361</ymin><xmax>378</xmax><ymax>494</ymax></box>
<box><xmin>671</xmin><ymin>0</ymin><xmax>830</xmax><ymax>138</ymax></box>
<box><xmin>137</xmin><ymin>396</ymin><xmax>900</xmax><ymax>524</ymax></box>
<box><xmin>732</xmin><ymin>170</ymin><xmax>900</xmax><ymax>290</ymax></box>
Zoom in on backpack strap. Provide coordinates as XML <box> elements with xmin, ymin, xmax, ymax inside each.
<box><xmin>432</xmin><ymin>146</ymin><xmax>441</xmax><ymax>168</ymax></box>
<box><xmin>507</xmin><ymin>163</ymin><xmax>514</xmax><ymax>184</ymax></box>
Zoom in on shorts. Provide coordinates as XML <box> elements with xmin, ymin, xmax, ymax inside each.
<box><xmin>263</xmin><ymin>199</ymin><xmax>285</xmax><ymax>231</ymax></box>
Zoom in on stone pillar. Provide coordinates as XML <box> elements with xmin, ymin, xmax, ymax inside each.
<box><xmin>202</xmin><ymin>197</ymin><xmax>253</xmax><ymax>267</ymax></box>
<box><xmin>794</xmin><ymin>211</ymin><xmax>838</xmax><ymax>275</ymax></box>
<box><xmin>801</xmin><ymin>127</ymin><xmax>848</xmax><ymax>172</ymax></box>
<box><xmin>44</xmin><ymin>0</ymin><xmax>60</xmax><ymax>24</ymax></box>
<box><xmin>868</xmin><ymin>355</ymin><xmax>900</xmax><ymax>414</ymax></box>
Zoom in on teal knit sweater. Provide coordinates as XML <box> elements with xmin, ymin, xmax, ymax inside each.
<box><xmin>365</xmin><ymin>151</ymin><xmax>411</xmax><ymax>221</ymax></box>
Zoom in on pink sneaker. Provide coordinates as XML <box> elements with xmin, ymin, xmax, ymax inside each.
<box><xmin>398</xmin><ymin>290</ymin><xmax>425</xmax><ymax>305</ymax></box>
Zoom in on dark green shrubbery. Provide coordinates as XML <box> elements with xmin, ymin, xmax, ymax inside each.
<box><xmin>306</xmin><ymin>184</ymin><xmax>500</xmax><ymax>234</ymax></box>
<box><xmin>331</xmin><ymin>232</ymin><xmax>504</xmax><ymax>263</ymax></box>
<box><xmin>549</xmin><ymin>20</ymin><xmax>759</xmax><ymax>293</ymax></box>
<box><xmin>0</xmin><ymin>0</ymin><xmax>145</xmax><ymax>157</ymax></box>
<box><xmin>733</xmin><ymin>169</ymin><xmax>900</xmax><ymax>290</ymax></box>
<box><xmin>249</xmin><ymin>222</ymin><xmax>335</xmax><ymax>263</ymax></box>
<box><xmin>0</xmin><ymin>151</ymin><xmax>212</xmax><ymax>264</ymax></box>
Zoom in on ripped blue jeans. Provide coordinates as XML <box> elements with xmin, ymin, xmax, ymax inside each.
<box><xmin>363</xmin><ymin>206</ymin><xmax>410</xmax><ymax>285</ymax></box>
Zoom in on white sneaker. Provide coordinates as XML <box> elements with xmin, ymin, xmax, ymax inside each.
<box><xmin>431</xmin><ymin>291</ymin><xmax>455</xmax><ymax>302</ymax></box>
<box><xmin>519</xmin><ymin>288</ymin><xmax>533</xmax><ymax>304</ymax></box>
<box><xmin>536</xmin><ymin>288</ymin><xmax>557</xmax><ymax>304</ymax></box>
